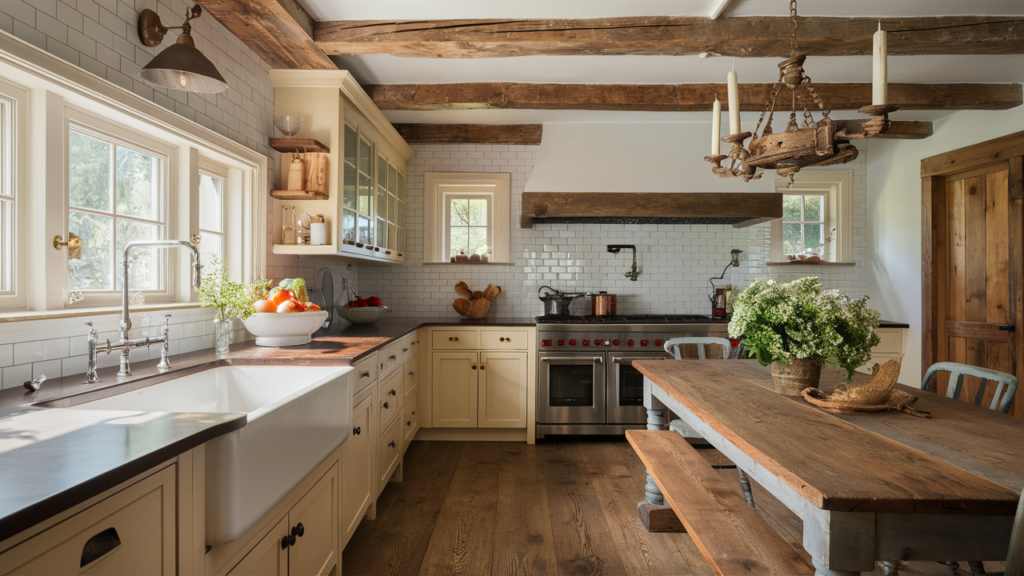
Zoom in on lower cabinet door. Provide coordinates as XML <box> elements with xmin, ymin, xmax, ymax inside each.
<box><xmin>227</xmin><ymin>518</ymin><xmax>290</xmax><ymax>576</ymax></box>
<box><xmin>403</xmin><ymin>393</ymin><xmax>418</xmax><ymax>448</ymax></box>
<box><xmin>431</xmin><ymin>352</ymin><xmax>478</xmax><ymax>427</ymax></box>
<box><xmin>342</xmin><ymin>392</ymin><xmax>375</xmax><ymax>545</ymax></box>
<box><xmin>288</xmin><ymin>464</ymin><xmax>340</xmax><ymax>576</ymax></box>
<box><xmin>0</xmin><ymin>465</ymin><xmax>176</xmax><ymax>576</ymax></box>
<box><xmin>378</xmin><ymin>417</ymin><xmax>403</xmax><ymax>490</ymax></box>
<box><xmin>479</xmin><ymin>352</ymin><xmax>528</xmax><ymax>428</ymax></box>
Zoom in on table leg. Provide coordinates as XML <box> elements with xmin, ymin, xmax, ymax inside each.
<box><xmin>636</xmin><ymin>403</ymin><xmax>684</xmax><ymax>532</ymax></box>
<box><xmin>643</xmin><ymin>408</ymin><xmax>666</xmax><ymax>506</ymax></box>
<box><xmin>813</xmin><ymin>559</ymin><xmax>861</xmax><ymax>576</ymax></box>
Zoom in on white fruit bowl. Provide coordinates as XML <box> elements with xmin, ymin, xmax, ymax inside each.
<box><xmin>242</xmin><ymin>310</ymin><xmax>328</xmax><ymax>346</ymax></box>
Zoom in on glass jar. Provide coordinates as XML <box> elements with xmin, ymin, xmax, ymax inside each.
<box><xmin>214</xmin><ymin>318</ymin><xmax>231</xmax><ymax>355</ymax></box>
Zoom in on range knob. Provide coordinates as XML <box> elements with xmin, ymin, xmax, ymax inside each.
<box><xmin>640</xmin><ymin>339</ymin><xmax>649</xmax><ymax>347</ymax></box>
<box><xmin>593</xmin><ymin>340</ymin><xmax>602</xmax><ymax>347</ymax></box>
<box><xmin>542</xmin><ymin>339</ymin><xmax>552</xmax><ymax>347</ymax></box>
<box><xmin>626</xmin><ymin>339</ymin><xmax>634</xmax><ymax>347</ymax></box>
<box><xmin>558</xmin><ymin>340</ymin><xmax>564</xmax><ymax>346</ymax></box>
<box><xmin>582</xmin><ymin>339</ymin><xmax>590</xmax><ymax>346</ymax></box>
<box><xmin>568</xmin><ymin>339</ymin><xmax>576</xmax><ymax>346</ymax></box>
<box><xmin>612</xmin><ymin>339</ymin><xmax>620</xmax><ymax>346</ymax></box>
<box><xmin>603</xmin><ymin>340</ymin><xmax>611</xmax><ymax>346</ymax></box>
<box><xmin>654</xmin><ymin>339</ymin><xmax>663</xmax><ymax>347</ymax></box>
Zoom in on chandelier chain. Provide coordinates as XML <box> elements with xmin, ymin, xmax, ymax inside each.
<box><xmin>789</xmin><ymin>0</ymin><xmax>799</xmax><ymax>56</ymax></box>
<box><xmin>753</xmin><ymin>70</ymin><xmax>784</xmax><ymax>138</ymax></box>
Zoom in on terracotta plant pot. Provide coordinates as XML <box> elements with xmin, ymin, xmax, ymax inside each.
<box><xmin>771</xmin><ymin>357</ymin><xmax>822</xmax><ymax>395</ymax></box>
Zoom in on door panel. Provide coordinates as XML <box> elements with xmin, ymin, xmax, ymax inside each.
<box><xmin>288</xmin><ymin>465</ymin><xmax>339</xmax><ymax>576</ymax></box>
<box><xmin>342</xmin><ymin>392</ymin><xmax>374</xmax><ymax>545</ymax></box>
<box><xmin>479</xmin><ymin>352</ymin><xmax>527</xmax><ymax>428</ymax></box>
<box><xmin>228</xmin><ymin>518</ymin><xmax>289</xmax><ymax>576</ymax></box>
<box><xmin>431</xmin><ymin>352</ymin><xmax>478</xmax><ymax>427</ymax></box>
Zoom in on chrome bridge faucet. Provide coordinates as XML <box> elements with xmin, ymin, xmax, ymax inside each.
<box><xmin>83</xmin><ymin>236</ymin><xmax>202</xmax><ymax>383</ymax></box>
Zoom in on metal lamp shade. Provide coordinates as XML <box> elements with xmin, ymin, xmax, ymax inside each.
<box><xmin>139</xmin><ymin>42</ymin><xmax>228</xmax><ymax>94</ymax></box>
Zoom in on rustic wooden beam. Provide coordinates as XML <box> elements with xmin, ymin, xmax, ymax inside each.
<box><xmin>366</xmin><ymin>83</ymin><xmax>1023</xmax><ymax>112</ymax></box>
<box><xmin>196</xmin><ymin>0</ymin><xmax>335</xmax><ymax>69</ymax></box>
<box><xmin>393</xmin><ymin>124</ymin><xmax>543</xmax><ymax>145</ymax></box>
<box><xmin>835</xmin><ymin>120</ymin><xmax>933</xmax><ymax>140</ymax></box>
<box><xmin>315</xmin><ymin>16</ymin><xmax>1024</xmax><ymax>58</ymax></box>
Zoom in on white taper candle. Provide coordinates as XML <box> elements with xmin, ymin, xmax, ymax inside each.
<box><xmin>711</xmin><ymin>96</ymin><xmax>722</xmax><ymax>156</ymax></box>
<box><xmin>872</xmin><ymin>23</ymin><xmax>887</xmax><ymax>106</ymax></box>
<box><xmin>727</xmin><ymin>70</ymin><xmax>741</xmax><ymax>135</ymax></box>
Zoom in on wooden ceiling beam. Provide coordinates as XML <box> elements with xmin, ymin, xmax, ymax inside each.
<box><xmin>365</xmin><ymin>83</ymin><xmax>1023</xmax><ymax>112</ymax></box>
<box><xmin>196</xmin><ymin>0</ymin><xmax>336</xmax><ymax>69</ymax></box>
<box><xmin>314</xmin><ymin>16</ymin><xmax>1024</xmax><ymax>58</ymax></box>
<box><xmin>393</xmin><ymin>124</ymin><xmax>543</xmax><ymax>145</ymax></box>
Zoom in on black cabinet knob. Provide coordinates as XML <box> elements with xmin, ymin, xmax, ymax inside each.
<box><xmin>281</xmin><ymin>536</ymin><xmax>289</xmax><ymax>549</ymax></box>
<box><xmin>292</xmin><ymin>523</ymin><xmax>304</xmax><ymax>538</ymax></box>
<box><xmin>353</xmin><ymin>426</ymin><xmax>361</xmax><ymax>435</ymax></box>
<box><xmin>389</xmin><ymin>389</ymin><xmax>397</xmax><ymax>396</ymax></box>
<box><xmin>407</xmin><ymin>420</ymin><xmax>412</xmax><ymax>426</ymax></box>
<box><xmin>383</xmin><ymin>401</ymin><xmax>389</xmax><ymax>409</ymax></box>
<box><xmin>388</xmin><ymin>440</ymin><xmax>396</xmax><ymax>448</ymax></box>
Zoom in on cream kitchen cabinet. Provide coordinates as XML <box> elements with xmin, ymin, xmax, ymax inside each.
<box><xmin>432</xmin><ymin>352</ymin><xmax>480</xmax><ymax>428</ymax></box>
<box><xmin>341</xmin><ymin>385</ymin><xmax>376</xmax><ymax>548</ymax></box>
<box><xmin>226</xmin><ymin>518</ymin><xmax>289</xmax><ymax>576</ymax></box>
<box><xmin>856</xmin><ymin>326</ymin><xmax>909</xmax><ymax>380</ymax></box>
<box><xmin>479</xmin><ymin>352</ymin><xmax>529</xmax><ymax>428</ymax></box>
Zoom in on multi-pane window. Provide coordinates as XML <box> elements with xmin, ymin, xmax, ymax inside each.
<box><xmin>781</xmin><ymin>193</ymin><xmax>826</xmax><ymax>257</ymax></box>
<box><xmin>67</xmin><ymin>129</ymin><xmax>166</xmax><ymax>294</ymax></box>
<box><xmin>447</xmin><ymin>196</ymin><xmax>491</xmax><ymax>258</ymax></box>
<box><xmin>198</xmin><ymin>172</ymin><xmax>225</xmax><ymax>264</ymax></box>
<box><xmin>0</xmin><ymin>91</ymin><xmax>16</xmax><ymax>299</ymax></box>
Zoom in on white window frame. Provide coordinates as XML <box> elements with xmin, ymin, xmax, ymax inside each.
<box><xmin>771</xmin><ymin>170</ymin><xmax>852</xmax><ymax>263</ymax></box>
<box><xmin>64</xmin><ymin>107</ymin><xmax>177</xmax><ymax>307</ymax></box>
<box><xmin>424</xmin><ymin>172</ymin><xmax>510</xmax><ymax>264</ymax></box>
<box><xmin>197</xmin><ymin>158</ymin><xmax>228</xmax><ymax>266</ymax></box>
<box><xmin>444</xmin><ymin>195</ymin><xmax>493</xmax><ymax>259</ymax></box>
<box><xmin>0</xmin><ymin>79</ymin><xmax>27</xmax><ymax>310</ymax></box>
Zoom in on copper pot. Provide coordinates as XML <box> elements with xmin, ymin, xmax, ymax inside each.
<box><xmin>590</xmin><ymin>292</ymin><xmax>617</xmax><ymax>316</ymax></box>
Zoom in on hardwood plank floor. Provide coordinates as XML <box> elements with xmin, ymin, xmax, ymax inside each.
<box><xmin>342</xmin><ymin>439</ymin><xmax>1008</xmax><ymax>576</ymax></box>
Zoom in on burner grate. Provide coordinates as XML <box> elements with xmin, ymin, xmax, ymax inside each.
<box><xmin>535</xmin><ymin>314</ymin><xmax>728</xmax><ymax>325</ymax></box>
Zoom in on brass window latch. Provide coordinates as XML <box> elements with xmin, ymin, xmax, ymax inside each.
<box><xmin>53</xmin><ymin>232</ymin><xmax>82</xmax><ymax>260</ymax></box>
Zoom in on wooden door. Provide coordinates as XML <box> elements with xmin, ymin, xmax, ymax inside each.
<box><xmin>431</xmin><ymin>352</ymin><xmax>478</xmax><ymax>427</ymax></box>
<box><xmin>478</xmin><ymin>352</ymin><xmax>528</xmax><ymax>428</ymax></box>
<box><xmin>341</xmin><ymin>391</ymin><xmax>375</xmax><ymax>546</ymax></box>
<box><xmin>227</xmin><ymin>517</ymin><xmax>289</xmax><ymax>576</ymax></box>
<box><xmin>288</xmin><ymin>464</ymin><xmax>339</xmax><ymax>576</ymax></box>
<box><xmin>923</xmin><ymin>133</ymin><xmax>1024</xmax><ymax>417</ymax></box>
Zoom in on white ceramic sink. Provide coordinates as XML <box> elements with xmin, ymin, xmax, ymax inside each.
<box><xmin>69</xmin><ymin>365</ymin><xmax>352</xmax><ymax>545</ymax></box>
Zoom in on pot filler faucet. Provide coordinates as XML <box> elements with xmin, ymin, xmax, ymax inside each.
<box><xmin>84</xmin><ymin>235</ymin><xmax>202</xmax><ymax>384</ymax></box>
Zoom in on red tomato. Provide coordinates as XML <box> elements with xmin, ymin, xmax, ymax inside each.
<box><xmin>270</xmin><ymin>289</ymin><xmax>295</xmax><ymax>306</ymax></box>
<box><xmin>276</xmin><ymin>299</ymin><xmax>304</xmax><ymax>313</ymax></box>
<box><xmin>253</xmin><ymin>299</ymin><xmax>276</xmax><ymax>313</ymax></box>
<box><xmin>367</xmin><ymin>296</ymin><xmax>383</xmax><ymax>307</ymax></box>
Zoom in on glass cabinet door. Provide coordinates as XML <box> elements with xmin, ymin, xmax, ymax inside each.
<box><xmin>357</xmin><ymin>137</ymin><xmax>374</xmax><ymax>246</ymax></box>
<box><xmin>341</xmin><ymin>125</ymin><xmax>358</xmax><ymax>244</ymax></box>
<box><xmin>397</xmin><ymin>171</ymin><xmax>406</xmax><ymax>253</ymax></box>
<box><xmin>376</xmin><ymin>156</ymin><xmax>388</xmax><ymax>250</ymax></box>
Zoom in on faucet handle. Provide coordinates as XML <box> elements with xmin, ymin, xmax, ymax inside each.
<box><xmin>24</xmin><ymin>374</ymin><xmax>46</xmax><ymax>392</ymax></box>
<box><xmin>85</xmin><ymin>321</ymin><xmax>97</xmax><ymax>337</ymax></box>
<box><xmin>190</xmin><ymin>233</ymin><xmax>201</xmax><ymax>245</ymax></box>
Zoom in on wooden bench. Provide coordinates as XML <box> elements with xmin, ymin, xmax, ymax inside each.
<box><xmin>626</xmin><ymin>430</ymin><xmax>814</xmax><ymax>576</ymax></box>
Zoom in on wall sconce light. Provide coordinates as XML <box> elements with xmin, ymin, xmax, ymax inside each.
<box><xmin>137</xmin><ymin>6</ymin><xmax>228</xmax><ymax>93</ymax></box>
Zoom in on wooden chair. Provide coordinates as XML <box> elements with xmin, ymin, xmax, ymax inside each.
<box><xmin>662</xmin><ymin>337</ymin><xmax>757</xmax><ymax>510</ymax></box>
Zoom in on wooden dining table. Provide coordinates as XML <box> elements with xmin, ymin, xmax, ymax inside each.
<box><xmin>634</xmin><ymin>359</ymin><xmax>1024</xmax><ymax>576</ymax></box>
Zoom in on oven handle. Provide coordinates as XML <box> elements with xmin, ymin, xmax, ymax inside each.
<box><xmin>540</xmin><ymin>356</ymin><xmax>603</xmax><ymax>363</ymax></box>
<box><xmin>611</xmin><ymin>357</ymin><xmax>667</xmax><ymax>364</ymax></box>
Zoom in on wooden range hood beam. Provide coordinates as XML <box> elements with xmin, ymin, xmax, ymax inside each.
<box><xmin>520</xmin><ymin>192</ymin><xmax>783</xmax><ymax>229</ymax></box>
<box><xmin>195</xmin><ymin>0</ymin><xmax>336</xmax><ymax>69</ymax></box>
<box><xmin>366</xmin><ymin>83</ymin><xmax>1023</xmax><ymax>112</ymax></box>
<box><xmin>315</xmin><ymin>16</ymin><xmax>1024</xmax><ymax>58</ymax></box>
<box><xmin>393</xmin><ymin>124</ymin><xmax>543</xmax><ymax>145</ymax></box>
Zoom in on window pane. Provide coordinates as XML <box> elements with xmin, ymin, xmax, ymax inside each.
<box><xmin>388</xmin><ymin>165</ymin><xmax>397</xmax><ymax>197</ymax></box>
<box><xmin>358</xmin><ymin>215</ymin><xmax>372</xmax><ymax>245</ymax></box>
<box><xmin>358</xmin><ymin>140</ymin><xmax>371</xmax><ymax>175</ymax></box>
<box><xmin>0</xmin><ymin>199</ymin><xmax>11</xmax><ymax>292</ymax></box>
<box><xmin>69</xmin><ymin>131</ymin><xmax>111</xmax><ymax>212</ymax></box>
<box><xmin>115</xmin><ymin>219</ymin><xmax>160</xmax><ymax>290</ymax></box>
<box><xmin>450</xmin><ymin>226</ymin><xmax>467</xmax><ymax>256</ymax></box>
<box><xmin>782</xmin><ymin>223</ymin><xmax>803</xmax><ymax>255</ymax></box>
<box><xmin>450</xmin><ymin>199</ymin><xmax>468</xmax><ymax>226</ymax></box>
<box><xmin>343</xmin><ymin>165</ymin><xmax>356</xmax><ymax>210</ymax></box>
<box><xmin>376</xmin><ymin>217</ymin><xmax>385</xmax><ymax>248</ymax></box>
<box><xmin>377</xmin><ymin>156</ymin><xmax>387</xmax><ymax>189</ymax></box>
<box><xmin>115</xmin><ymin>146</ymin><xmax>159</xmax><ymax>220</ymax></box>
<box><xmin>377</xmin><ymin>187</ymin><xmax>387</xmax><ymax>222</ymax></box>
<box><xmin>469</xmin><ymin>199</ymin><xmax>488</xmax><ymax>226</ymax></box>
<box><xmin>358</xmin><ymin>173</ymin><xmax>372</xmax><ymax>216</ymax></box>
<box><xmin>804</xmin><ymin>223</ymin><xmax>823</xmax><ymax>254</ymax></box>
<box><xmin>342</xmin><ymin>209</ymin><xmax>356</xmax><ymax>243</ymax></box>
<box><xmin>198</xmin><ymin>174</ymin><xmax>223</xmax><ymax>233</ymax></box>
<box><xmin>782</xmin><ymin>195</ymin><xmax>801</xmax><ymax>222</ymax></box>
<box><xmin>397</xmin><ymin>173</ymin><xmax>405</xmax><ymax>202</ymax></box>
<box><xmin>199</xmin><ymin>232</ymin><xmax>223</xmax><ymax>266</ymax></box>
<box><xmin>804</xmin><ymin>195</ymin><xmax>823</xmax><ymax>222</ymax></box>
<box><xmin>69</xmin><ymin>210</ymin><xmax>113</xmax><ymax>290</ymax></box>
<box><xmin>469</xmin><ymin>227</ymin><xmax>488</xmax><ymax>255</ymax></box>
<box><xmin>388</xmin><ymin>193</ymin><xmax>397</xmax><ymax>223</ymax></box>
<box><xmin>343</xmin><ymin>125</ymin><xmax>356</xmax><ymax>166</ymax></box>
<box><xmin>388</xmin><ymin>223</ymin><xmax>396</xmax><ymax>250</ymax></box>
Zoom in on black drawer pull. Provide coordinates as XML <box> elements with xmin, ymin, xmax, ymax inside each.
<box><xmin>359</xmin><ymin>371</ymin><xmax>370</xmax><ymax>378</ymax></box>
<box><xmin>412</xmin><ymin>411</ymin><xmax>416</xmax><ymax>415</ymax></box>
<box><xmin>407</xmin><ymin>420</ymin><xmax>412</xmax><ymax>426</ymax></box>
<box><xmin>389</xmin><ymin>389</ymin><xmax>397</xmax><ymax>396</ymax></box>
<box><xmin>81</xmin><ymin>528</ymin><xmax>120</xmax><ymax>567</ymax></box>
<box><xmin>353</xmin><ymin>426</ymin><xmax>361</xmax><ymax>435</ymax></box>
<box><xmin>402</xmin><ymin>348</ymin><xmax>408</xmax><ymax>352</ymax></box>
<box><xmin>388</xmin><ymin>355</ymin><xmax>397</xmax><ymax>360</ymax></box>
<box><xmin>408</xmin><ymin>371</ymin><xmax>414</xmax><ymax>376</ymax></box>
<box><xmin>388</xmin><ymin>440</ymin><xmax>396</xmax><ymax>448</ymax></box>
<box><xmin>1000</xmin><ymin>325</ymin><xmax>1016</xmax><ymax>331</ymax></box>
<box><xmin>383</xmin><ymin>401</ymin><xmax>389</xmax><ymax>409</ymax></box>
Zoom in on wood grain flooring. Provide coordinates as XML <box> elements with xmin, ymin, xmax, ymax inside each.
<box><xmin>342</xmin><ymin>440</ymin><xmax>1007</xmax><ymax>576</ymax></box>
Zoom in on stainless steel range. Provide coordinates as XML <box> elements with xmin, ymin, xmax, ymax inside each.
<box><xmin>535</xmin><ymin>315</ymin><xmax>730</xmax><ymax>439</ymax></box>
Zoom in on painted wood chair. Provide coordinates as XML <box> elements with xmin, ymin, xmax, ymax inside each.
<box><xmin>662</xmin><ymin>337</ymin><xmax>757</xmax><ymax>510</ymax></box>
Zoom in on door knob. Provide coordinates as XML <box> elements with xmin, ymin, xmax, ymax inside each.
<box><xmin>999</xmin><ymin>325</ymin><xmax>1016</xmax><ymax>331</ymax></box>
<box><xmin>292</xmin><ymin>523</ymin><xmax>304</xmax><ymax>538</ymax></box>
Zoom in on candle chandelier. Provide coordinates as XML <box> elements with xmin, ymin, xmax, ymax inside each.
<box><xmin>705</xmin><ymin>0</ymin><xmax>899</xmax><ymax>184</ymax></box>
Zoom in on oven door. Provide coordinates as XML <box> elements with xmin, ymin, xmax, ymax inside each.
<box><xmin>539</xmin><ymin>354</ymin><xmax>607</xmax><ymax>425</ymax></box>
<box><xmin>608</xmin><ymin>353</ymin><xmax>670</xmax><ymax>424</ymax></box>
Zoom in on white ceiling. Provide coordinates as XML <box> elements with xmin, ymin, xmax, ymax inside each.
<box><xmin>298</xmin><ymin>0</ymin><xmax>1024</xmax><ymax>124</ymax></box>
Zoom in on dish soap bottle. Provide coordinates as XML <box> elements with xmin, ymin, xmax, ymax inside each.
<box><xmin>282</xmin><ymin>205</ymin><xmax>296</xmax><ymax>244</ymax></box>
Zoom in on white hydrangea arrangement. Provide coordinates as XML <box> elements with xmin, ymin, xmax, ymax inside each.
<box><xmin>727</xmin><ymin>277</ymin><xmax>881</xmax><ymax>378</ymax></box>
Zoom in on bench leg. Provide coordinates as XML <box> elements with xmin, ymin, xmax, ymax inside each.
<box><xmin>737</xmin><ymin>468</ymin><xmax>756</xmax><ymax>510</ymax></box>
<box><xmin>642</xmin><ymin>408</ymin><xmax>666</xmax><ymax>507</ymax></box>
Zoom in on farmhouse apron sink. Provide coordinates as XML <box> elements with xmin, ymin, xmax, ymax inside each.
<box><xmin>67</xmin><ymin>365</ymin><xmax>353</xmax><ymax>545</ymax></box>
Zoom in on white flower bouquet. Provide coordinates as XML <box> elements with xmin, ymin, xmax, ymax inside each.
<box><xmin>727</xmin><ymin>277</ymin><xmax>881</xmax><ymax>379</ymax></box>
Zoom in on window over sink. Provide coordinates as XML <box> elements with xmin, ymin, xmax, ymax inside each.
<box><xmin>424</xmin><ymin>172</ymin><xmax>510</xmax><ymax>264</ymax></box>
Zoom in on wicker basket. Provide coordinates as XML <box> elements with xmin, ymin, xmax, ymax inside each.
<box><xmin>336</xmin><ymin>305</ymin><xmax>390</xmax><ymax>324</ymax></box>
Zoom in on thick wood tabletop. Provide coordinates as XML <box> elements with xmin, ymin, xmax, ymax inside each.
<box><xmin>634</xmin><ymin>359</ymin><xmax>1024</xmax><ymax>516</ymax></box>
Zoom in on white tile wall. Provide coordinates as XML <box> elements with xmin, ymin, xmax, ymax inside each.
<box><xmin>355</xmin><ymin>144</ymin><xmax>871</xmax><ymax>320</ymax></box>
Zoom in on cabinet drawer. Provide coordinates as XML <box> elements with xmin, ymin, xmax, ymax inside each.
<box><xmin>399</xmin><ymin>333</ymin><xmax>418</xmax><ymax>363</ymax></box>
<box><xmin>403</xmin><ymin>394</ymin><xmax>418</xmax><ymax>446</ymax></box>
<box><xmin>403</xmin><ymin>362</ymin><xmax>418</xmax><ymax>401</ymax></box>
<box><xmin>0</xmin><ymin>466</ymin><xmax>176</xmax><ymax>576</ymax></box>
<box><xmin>378</xmin><ymin>417</ymin><xmax>403</xmax><ymax>488</ymax></box>
<box><xmin>432</xmin><ymin>330</ymin><xmax>478</xmax><ymax>350</ymax></box>
<box><xmin>480</xmin><ymin>330</ymin><xmax>529</xmax><ymax>350</ymax></box>
<box><xmin>379</xmin><ymin>371</ymin><xmax>403</xmax><ymax>429</ymax></box>
<box><xmin>379</xmin><ymin>342</ymin><xmax>402</xmax><ymax>376</ymax></box>
<box><xmin>873</xmin><ymin>329</ymin><xmax>903</xmax><ymax>355</ymax></box>
<box><xmin>352</xmin><ymin>353</ymin><xmax>377</xmax><ymax>396</ymax></box>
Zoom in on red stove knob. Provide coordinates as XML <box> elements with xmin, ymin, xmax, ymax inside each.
<box><xmin>558</xmin><ymin>340</ymin><xmax>564</xmax><ymax>346</ymax></box>
<box><xmin>654</xmin><ymin>339</ymin><xmax>663</xmax><ymax>347</ymax></box>
<box><xmin>612</xmin><ymin>339</ymin><xmax>620</xmax><ymax>346</ymax></box>
<box><xmin>594</xmin><ymin>340</ymin><xmax>602</xmax><ymax>347</ymax></box>
<box><xmin>640</xmin><ymin>339</ymin><xmax>649</xmax><ymax>347</ymax></box>
<box><xmin>626</xmin><ymin>339</ymin><xmax>634</xmax><ymax>347</ymax></box>
<box><xmin>582</xmin><ymin>339</ymin><xmax>590</xmax><ymax>346</ymax></box>
<box><xmin>542</xmin><ymin>340</ymin><xmax>552</xmax><ymax>347</ymax></box>
<box><xmin>568</xmin><ymin>339</ymin><xmax>576</xmax><ymax>346</ymax></box>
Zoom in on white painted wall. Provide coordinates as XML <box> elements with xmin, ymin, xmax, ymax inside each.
<box><xmin>864</xmin><ymin>107</ymin><xmax>1024</xmax><ymax>385</ymax></box>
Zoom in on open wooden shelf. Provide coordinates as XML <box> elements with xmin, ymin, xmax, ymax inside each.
<box><xmin>272</xmin><ymin>244</ymin><xmax>337</xmax><ymax>255</ymax></box>
<box><xmin>270</xmin><ymin>189</ymin><xmax>329</xmax><ymax>200</ymax></box>
<box><xmin>520</xmin><ymin>192</ymin><xmax>781</xmax><ymax>229</ymax></box>
<box><xmin>269</xmin><ymin>138</ymin><xmax>330</xmax><ymax>153</ymax></box>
